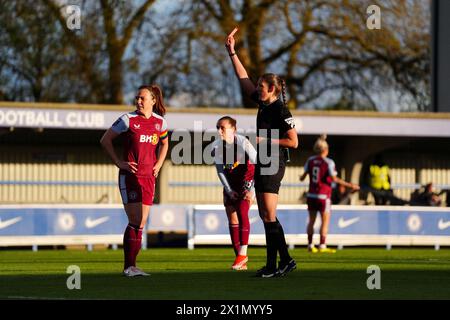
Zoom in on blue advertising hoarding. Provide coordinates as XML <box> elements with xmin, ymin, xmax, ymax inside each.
<box><xmin>0</xmin><ymin>206</ymin><xmax>128</xmax><ymax>236</ymax></box>
<box><xmin>0</xmin><ymin>204</ymin><xmax>449</xmax><ymax>247</ymax></box>
<box><xmin>193</xmin><ymin>205</ymin><xmax>450</xmax><ymax>236</ymax></box>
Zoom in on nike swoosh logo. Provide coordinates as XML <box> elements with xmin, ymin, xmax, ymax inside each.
<box><xmin>338</xmin><ymin>217</ymin><xmax>360</xmax><ymax>229</ymax></box>
<box><xmin>0</xmin><ymin>217</ymin><xmax>22</xmax><ymax>230</ymax></box>
<box><xmin>438</xmin><ymin>219</ymin><xmax>450</xmax><ymax>230</ymax></box>
<box><xmin>85</xmin><ymin>216</ymin><xmax>110</xmax><ymax>229</ymax></box>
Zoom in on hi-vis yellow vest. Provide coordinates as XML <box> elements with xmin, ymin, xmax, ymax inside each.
<box><xmin>369</xmin><ymin>165</ymin><xmax>390</xmax><ymax>190</ymax></box>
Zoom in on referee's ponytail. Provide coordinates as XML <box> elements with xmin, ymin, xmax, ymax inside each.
<box><xmin>280</xmin><ymin>78</ymin><xmax>288</xmax><ymax>108</ymax></box>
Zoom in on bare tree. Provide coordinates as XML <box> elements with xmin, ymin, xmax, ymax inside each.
<box><xmin>0</xmin><ymin>0</ymin><xmax>430</xmax><ymax>111</ymax></box>
<box><xmin>179</xmin><ymin>0</ymin><xmax>430</xmax><ymax>110</ymax></box>
<box><xmin>0</xmin><ymin>1</ymin><xmax>76</xmax><ymax>102</ymax></box>
<box><xmin>43</xmin><ymin>0</ymin><xmax>157</xmax><ymax>104</ymax></box>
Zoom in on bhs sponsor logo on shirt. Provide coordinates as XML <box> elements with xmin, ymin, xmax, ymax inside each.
<box><xmin>140</xmin><ymin>134</ymin><xmax>159</xmax><ymax>145</ymax></box>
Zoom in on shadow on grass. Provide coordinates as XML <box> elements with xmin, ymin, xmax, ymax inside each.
<box><xmin>1</xmin><ymin>269</ymin><xmax>449</xmax><ymax>300</ymax></box>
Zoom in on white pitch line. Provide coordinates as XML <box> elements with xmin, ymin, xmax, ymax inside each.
<box><xmin>7</xmin><ymin>296</ymin><xmax>68</xmax><ymax>300</ymax></box>
<box><xmin>7</xmin><ymin>295</ymin><xmax>99</xmax><ymax>300</ymax></box>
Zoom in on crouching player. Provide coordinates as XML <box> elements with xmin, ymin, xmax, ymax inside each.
<box><xmin>300</xmin><ymin>135</ymin><xmax>359</xmax><ymax>253</ymax></box>
<box><xmin>213</xmin><ymin>116</ymin><xmax>257</xmax><ymax>270</ymax></box>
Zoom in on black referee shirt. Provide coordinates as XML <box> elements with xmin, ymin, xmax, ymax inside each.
<box><xmin>251</xmin><ymin>91</ymin><xmax>296</xmax><ymax>163</ymax></box>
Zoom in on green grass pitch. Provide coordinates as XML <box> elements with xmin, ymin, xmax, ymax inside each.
<box><xmin>1</xmin><ymin>247</ymin><xmax>449</xmax><ymax>300</ymax></box>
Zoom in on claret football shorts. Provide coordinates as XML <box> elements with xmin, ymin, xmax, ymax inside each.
<box><xmin>118</xmin><ymin>171</ymin><xmax>155</xmax><ymax>206</ymax></box>
<box><xmin>307</xmin><ymin>197</ymin><xmax>331</xmax><ymax>214</ymax></box>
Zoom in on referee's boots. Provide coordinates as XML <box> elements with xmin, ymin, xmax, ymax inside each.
<box><xmin>255</xmin><ymin>266</ymin><xmax>279</xmax><ymax>278</ymax></box>
<box><xmin>278</xmin><ymin>259</ymin><xmax>297</xmax><ymax>276</ymax></box>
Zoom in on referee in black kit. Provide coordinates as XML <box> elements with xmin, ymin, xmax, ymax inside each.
<box><xmin>225</xmin><ymin>27</ymin><xmax>299</xmax><ymax>278</ymax></box>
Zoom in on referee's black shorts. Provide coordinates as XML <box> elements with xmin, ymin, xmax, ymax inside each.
<box><xmin>254</xmin><ymin>160</ymin><xmax>286</xmax><ymax>194</ymax></box>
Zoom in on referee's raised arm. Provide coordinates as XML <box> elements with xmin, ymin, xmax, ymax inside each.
<box><xmin>225</xmin><ymin>27</ymin><xmax>255</xmax><ymax>97</ymax></box>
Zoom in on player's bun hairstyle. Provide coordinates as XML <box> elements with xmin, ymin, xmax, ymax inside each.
<box><xmin>313</xmin><ymin>134</ymin><xmax>329</xmax><ymax>154</ymax></box>
<box><xmin>216</xmin><ymin>116</ymin><xmax>237</xmax><ymax>129</ymax></box>
<box><xmin>260</xmin><ymin>73</ymin><xmax>287</xmax><ymax>108</ymax></box>
<box><xmin>138</xmin><ymin>85</ymin><xmax>166</xmax><ymax>116</ymax></box>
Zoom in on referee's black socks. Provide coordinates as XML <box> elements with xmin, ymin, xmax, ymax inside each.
<box><xmin>275</xmin><ymin>218</ymin><xmax>292</xmax><ymax>264</ymax></box>
<box><xmin>263</xmin><ymin>221</ymin><xmax>278</xmax><ymax>270</ymax></box>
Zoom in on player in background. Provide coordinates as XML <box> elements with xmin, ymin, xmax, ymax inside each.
<box><xmin>225</xmin><ymin>27</ymin><xmax>299</xmax><ymax>277</ymax></box>
<box><xmin>300</xmin><ymin>135</ymin><xmax>359</xmax><ymax>253</ymax></box>
<box><xmin>213</xmin><ymin>116</ymin><xmax>257</xmax><ymax>271</ymax></box>
<box><xmin>100</xmin><ymin>85</ymin><xmax>169</xmax><ymax>276</ymax></box>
